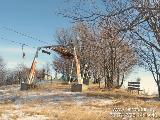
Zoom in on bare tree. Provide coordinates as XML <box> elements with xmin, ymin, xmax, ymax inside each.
<box><xmin>36</xmin><ymin>68</ymin><xmax>45</xmax><ymax>80</ymax></box>
<box><xmin>0</xmin><ymin>56</ymin><xmax>6</xmax><ymax>85</ymax></box>
<box><xmin>15</xmin><ymin>64</ymin><xmax>30</xmax><ymax>83</ymax></box>
<box><xmin>137</xmin><ymin>41</ymin><xmax>160</xmax><ymax>97</ymax></box>
<box><xmin>95</xmin><ymin>26</ymin><xmax>137</xmax><ymax>88</ymax></box>
<box><xmin>58</xmin><ymin>0</ymin><xmax>160</xmax><ymax>95</ymax></box>
<box><xmin>53</xmin><ymin>29</ymin><xmax>75</xmax><ymax>82</ymax></box>
<box><xmin>5</xmin><ymin>70</ymin><xmax>19</xmax><ymax>85</ymax></box>
<box><xmin>61</xmin><ymin>0</ymin><xmax>160</xmax><ymax>48</ymax></box>
<box><xmin>53</xmin><ymin>23</ymin><xmax>137</xmax><ymax>88</ymax></box>
<box><xmin>53</xmin><ymin>56</ymin><xmax>75</xmax><ymax>82</ymax></box>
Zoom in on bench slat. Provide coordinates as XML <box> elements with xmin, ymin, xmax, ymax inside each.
<box><xmin>128</xmin><ymin>82</ymin><xmax>140</xmax><ymax>84</ymax></box>
<box><xmin>128</xmin><ymin>87</ymin><xmax>140</xmax><ymax>90</ymax></box>
<box><xmin>128</xmin><ymin>82</ymin><xmax>142</xmax><ymax>94</ymax></box>
<box><xmin>128</xmin><ymin>84</ymin><xmax>140</xmax><ymax>87</ymax></box>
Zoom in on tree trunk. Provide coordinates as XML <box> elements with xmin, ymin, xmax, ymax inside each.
<box><xmin>104</xmin><ymin>78</ymin><xmax>106</xmax><ymax>88</ymax></box>
<box><xmin>156</xmin><ymin>78</ymin><xmax>160</xmax><ymax>98</ymax></box>
<box><xmin>116</xmin><ymin>74</ymin><xmax>124</xmax><ymax>89</ymax></box>
<box><xmin>106</xmin><ymin>76</ymin><xmax>113</xmax><ymax>89</ymax></box>
<box><xmin>158</xmin><ymin>85</ymin><xmax>160</xmax><ymax>98</ymax></box>
<box><xmin>110</xmin><ymin>79</ymin><xmax>113</xmax><ymax>88</ymax></box>
<box><xmin>99</xmin><ymin>79</ymin><xmax>100</xmax><ymax>88</ymax></box>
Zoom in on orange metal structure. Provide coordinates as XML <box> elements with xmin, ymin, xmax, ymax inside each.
<box><xmin>27</xmin><ymin>45</ymin><xmax>82</xmax><ymax>85</ymax></box>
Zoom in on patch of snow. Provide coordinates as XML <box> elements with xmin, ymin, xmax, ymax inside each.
<box><xmin>0</xmin><ymin>84</ymin><xmax>114</xmax><ymax>119</ymax></box>
<box><xmin>18</xmin><ymin>115</ymin><xmax>49</xmax><ymax>120</ymax></box>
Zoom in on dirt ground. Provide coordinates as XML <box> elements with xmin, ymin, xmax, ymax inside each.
<box><xmin>0</xmin><ymin>83</ymin><xmax>160</xmax><ymax>120</ymax></box>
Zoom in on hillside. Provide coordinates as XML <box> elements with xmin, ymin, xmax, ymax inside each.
<box><xmin>0</xmin><ymin>83</ymin><xmax>160</xmax><ymax>120</ymax></box>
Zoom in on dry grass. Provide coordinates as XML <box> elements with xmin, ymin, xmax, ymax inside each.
<box><xmin>85</xmin><ymin>84</ymin><xmax>160</xmax><ymax>119</ymax></box>
<box><xmin>87</xmin><ymin>84</ymin><xmax>160</xmax><ymax>100</ymax></box>
<box><xmin>19</xmin><ymin>83</ymin><xmax>160</xmax><ymax>119</ymax></box>
<box><xmin>11</xmin><ymin>114</ymin><xmax>19</xmax><ymax>120</ymax></box>
<box><xmin>20</xmin><ymin>103</ymin><xmax>114</xmax><ymax>120</ymax></box>
<box><xmin>0</xmin><ymin>103</ymin><xmax>15</xmax><ymax>118</ymax></box>
<box><xmin>57</xmin><ymin>106</ymin><xmax>111</xmax><ymax>120</ymax></box>
<box><xmin>33</xmin><ymin>82</ymin><xmax>70</xmax><ymax>92</ymax></box>
<box><xmin>0</xmin><ymin>83</ymin><xmax>160</xmax><ymax>120</ymax></box>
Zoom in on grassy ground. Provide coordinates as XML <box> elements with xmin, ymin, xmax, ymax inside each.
<box><xmin>0</xmin><ymin>83</ymin><xmax>160</xmax><ymax>120</ymax></box>
<box><xmin>86</xmin><ymin>85</ymin><xmax>160</xmax><ymax>120</ymax></box>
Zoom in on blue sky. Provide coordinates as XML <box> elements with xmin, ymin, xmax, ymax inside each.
<box><xmin>0</xmin><ymin>0</ymin><xmax>71</xmax><ymax>69</ymax></box>
<box><xmin>0</xmin><ymin>0</ymin><xmax>158</xmax><ymax>94</ymax></box>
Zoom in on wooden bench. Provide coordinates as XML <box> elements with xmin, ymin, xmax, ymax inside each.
<box><xmin>128</xmin><ymin>82</ymin><xmax>142</xmax><ymax>94</ymax></box>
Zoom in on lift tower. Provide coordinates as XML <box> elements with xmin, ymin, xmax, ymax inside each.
<box><xmin>20</xmin><ymin>44</ymin><xmax>84</xmax><ymax>91</ymax></box>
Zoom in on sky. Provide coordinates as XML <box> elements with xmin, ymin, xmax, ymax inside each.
<box><xmin>0</xmin><ymin>0</ymin><xmax>158</xmax><ymax>95</ymax></box>
<box><xmin>0</xmin><ymin>0</ymin><xmax>71</xmax><ymax>69</ymax></box>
